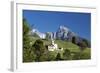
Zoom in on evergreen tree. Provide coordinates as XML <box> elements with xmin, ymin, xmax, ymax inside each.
<box><xmin>63</xmin><ymin>49</ymin><xmax>71</xmax><ymax>60</ymax></box>
<box><xmin>23</xmin><ymin>18</ymin><xmax>36</xmax><ymax>62</ymax></box>
<box><xmin>33</xmin><ymin>39</ymin><xmax>47</xmax><ymax>61</ymax></box>
<box><xmin>56</xmin><ymin>53</ymin><xmax>61</xmax><ymax>61</ymax></box>
<box><xmin>72</xmin><ymin>36</ymin><xmax>76</xmax><ymax>44</ymax></box>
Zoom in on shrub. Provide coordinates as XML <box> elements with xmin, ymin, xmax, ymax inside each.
<box><xmin>33</xmin><ymin>39</ymin><xmax>47</xmax><ymax>61</ymax></box>
<box><xmin>55</xmin><ymin>53</ymin><xmax>62</xmax><ymax>61</ymax></box>
<box><xmin>62</xmin><ymin>49</ymin><xmax>71</xmax><ymax>60</ymax></box>
<box><xmin>23</xmin><ymin>18</ymin><xmax>36</xmax><ymax>62</ymax></box>
<box><xmin>72</xmin><ymin>36</ymin><xmax>76</xmax><ymax>44</ymax></box>
<box><xmin>23</xmin><ymin>48</ymin><xmax>36</xmax><ymax>62</ymax></box>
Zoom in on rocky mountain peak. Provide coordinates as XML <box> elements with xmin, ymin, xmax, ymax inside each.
<box><xmin>59</xmin><ymin>25</ymin><xmax>69</xmax><ymax>32</ymax></box>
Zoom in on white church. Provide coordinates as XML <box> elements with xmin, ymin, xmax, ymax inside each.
<box><xmin>48</xmin><ymin>39</ymin><xmax>63</xmax><ymax>51</ymax></box>
<box><xmin>48</xmin><ymin>39</ymin><xmax>58</xmax><ymax>51</ymax></box>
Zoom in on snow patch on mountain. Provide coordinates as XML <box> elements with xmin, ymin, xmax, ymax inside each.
<box><xmin>31</xmin><ymin>29</ymin><xmax>46</xmax><ymax>39</ymax></box>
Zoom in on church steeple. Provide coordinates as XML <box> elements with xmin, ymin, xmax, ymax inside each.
<box><xmin>51</xmin><ymin>39</ymin><xmax>55</xmax><ymax>45</ymax></box>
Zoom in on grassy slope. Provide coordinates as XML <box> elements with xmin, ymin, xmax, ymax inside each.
<box><xmin>29</xmin><ymin>36</ymin><xmax>91</xmax><ymax>60</ymax></box>
<box><xmin>29</xmin><ymin>36</ymin><xmax>91</xmax><ymax>53</ymax></box>
<box><xmin>42</xmin><ymin>39</ymin><xmax>80</xmax><ymax>53</ymax></box>
<box><xmin>80</xmin><ymin>48</ymin><xmax>91</xmax><ymax>59</ymax></box>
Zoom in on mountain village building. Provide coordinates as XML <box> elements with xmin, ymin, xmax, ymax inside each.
<box><xmin>48</xmin><ymin>39</ymin><xmax>58</xmax><ymax>51</ymax></box>
<box><xmin>48</xmin><ymin>39</ymin><xmax>63</xmax><ymax>51</ymax></box>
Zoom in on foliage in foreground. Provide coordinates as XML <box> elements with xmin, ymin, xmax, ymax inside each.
<box><xmin>23</xmin><ymin>38</ymin><xmax>91</xmax><ymax>62</ymax></box>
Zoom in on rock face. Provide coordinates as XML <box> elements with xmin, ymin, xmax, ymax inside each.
<box><xmin>30</xmin><ymin>25</ymin><xmax>86</xmax><ymax>44</ymax></box>
<box><xmin>56</xmin><ymin>26</ymin><xmax>69</xmax><ymax>40</ymax></box>
<box><xmin>56</xmin><ymin>25</ymin><xmax>78</xmax><ymax>42</ymax></box>
<box><xmin>29</xmin><ymin>25</ymin><xmax>90</xmax><ymax>48</ymax></box>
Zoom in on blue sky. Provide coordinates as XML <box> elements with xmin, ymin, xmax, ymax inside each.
<box><xmin>23</xmin><ymin>10</ymin><xmax>91</xmax><ymax>40</ymax></box>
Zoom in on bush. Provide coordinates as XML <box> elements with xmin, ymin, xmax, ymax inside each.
<box><xmin>62</xmin><ymin>49</ymin><xmax>71</xmax><ymax>60</ymax></box>
<box><xmin>39</xmin><ymin>53</ymin><xmax>49</xmax><ymax>61</ymax></box>
<box><xmin>23</xmin><ymin>48</ymin><xmax>36</xmax><ymax>62</ymax></box>
<box><xmin>77</xmin><ymin>41</ymin><xmax>87</xmax><ymax>51</ymax></box>
<box><xmin>23</xmin><ymin>18</ymin><xmax>36</xmax><ymax>62</ymax></box>
<box><xmin>55</xmin><ymin>53</ymin><xmax>62</xmax><ymax>61</ymax></box>
<box><xmin>46</xmin><ymin>51</ymin><xmax>57</xmax><ymax>61</ymax></box>
<box><xmin>72</xmin><ymin>36</ymin><xmax>76</xmax><ymax>44</ymax></box>
<box><xmin>33</xmin><ymin>39</ymin><xmax>47</xmax><ymax>61</ymax></box>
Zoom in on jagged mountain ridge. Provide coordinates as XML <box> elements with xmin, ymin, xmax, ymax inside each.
<box><xmin>29</xmin><ymin>25</ymin><xmax>86</xmax><ymax>44</ymax></box>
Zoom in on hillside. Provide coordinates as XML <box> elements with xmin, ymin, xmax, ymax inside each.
<box><xmin>29</xmin><ymin>36</ymin><xmax>91</xmax><ymax>60</ymax></box>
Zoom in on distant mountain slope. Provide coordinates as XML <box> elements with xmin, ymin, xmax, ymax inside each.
<box><xmin>29</xmin><ymin>25</ymin><xmax>90</xmax><ymax>48</ymax></box>
<box><xmin>29</xmin><ymin>28</ymin><xmax>46</xmax><ymax>39</ymax></box>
